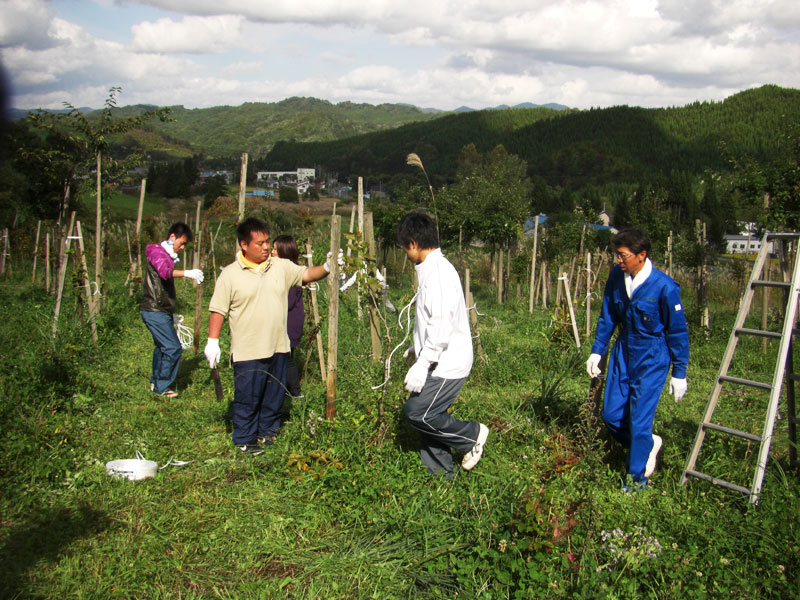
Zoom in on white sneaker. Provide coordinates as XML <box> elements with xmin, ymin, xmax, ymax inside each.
<box><xmin>645</xmin><ymin>434</ymin><xmax>662</xmax><ymax>478</ymax></box>
<box><xmin>462</xmin><ymin>424</ymin><xmax>489</xmax><ymax>471</ymax></box>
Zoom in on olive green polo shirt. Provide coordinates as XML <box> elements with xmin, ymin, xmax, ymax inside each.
<box><xmin>209</xmin><ymin>255</ymin><xmax>305</xmax><ymax>362</ymax></box>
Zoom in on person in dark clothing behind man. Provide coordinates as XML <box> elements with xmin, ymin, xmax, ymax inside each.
<box><xmin>141</xmin><ymin>222</ymin><xmax>204</xmax><ymax>398</ymax></box>
<box><xmin>272</xmin><ymin>234</ymin><xmax>305</xmax><ymax>398</ymax></box>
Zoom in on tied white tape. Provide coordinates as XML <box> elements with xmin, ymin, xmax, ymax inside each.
<box><xmin>372</xmin><ymin>292</ymin><xmax>418</xmax><ymax>390</ymax></box>
<box><xmin>174</xmin><ymin>314</ymin><xmax>194</xmax><ymax>349</ymax></box>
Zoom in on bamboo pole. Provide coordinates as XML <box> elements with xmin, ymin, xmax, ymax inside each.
<box><xmin>326</xmin><ymin>215</ymin><xmax>342</xmax><ymax>419</ymax></box>
<box><xmin>75</xmin><ymin>221</ymin><xmax>98</xmax><ymax>347</ymax></box>
<box><xmin>31</xmin><ymin>220</ymin><xmax>41</xmax><ymax>284</ymax></box>
<box><xmin>52</xmin><ymin>212</ymin><xmax>76</xmax><ymax>341</ymax></box>
<box><xmin>528</xmin><ymin>216</ymin><xmax>539</xmax><ymax>313</ymax></box>
<box><xmin>306</xmin><ymin>239</ymin><xmax>327</xmax><ymax>381</ymax></box>
<box><xmin>238</xmin><ymin>152</ymin><xmax>248</xmax><ymax>223</ymax></box>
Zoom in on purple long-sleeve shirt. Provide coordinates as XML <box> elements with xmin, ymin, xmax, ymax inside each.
<box><xmin>287</xmin><ymin>286</ymin><xmax>305</xmax><ymax>348</ymax></box>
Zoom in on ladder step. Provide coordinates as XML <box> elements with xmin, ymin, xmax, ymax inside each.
<box><xmin>751</xmin><ymin>280</ymin><xmax>791</xmax><ymax>289</ymax></box>
<box><xmin>683</xmin><ymin>470</ymin><xmax>753</xmax><ymax>495</ymax></box>
<box><xmin>702</xmin><ymin>422</ymin><xmax>762</xmax><ymax>442</ymax></box>
<box><xmin>766</xmin><ymin>232</ymin><xmax>800</xmax><ymax>240</ymax></box>
<box><xmin>735</xmin><ymin>327</ymin><xmax>782</xmax><ymax>339</ymax></box>
<box><xmin>718</xmin><ymin>375</ymin><xmax>773</xmax><ymax>390</ymax></box>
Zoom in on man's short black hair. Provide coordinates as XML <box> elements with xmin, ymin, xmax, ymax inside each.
<box><xmin>168</xmin><ymin>223</ymin><xmax>193</xmax><ymax>243</ymax></box>
<box><xmin>396</xmin><ymin>211</ymin><xmax>439</xmax><ymax>250</ymax></box>
<box><xmin>237</xmin><ymin>217</ymin><xmax>269</xmax><ymax>245</ymax></box>
<box><xmin>612</xmin><ymin>228</ymin><xmax>651</xmax><ymax>256</ymax></box>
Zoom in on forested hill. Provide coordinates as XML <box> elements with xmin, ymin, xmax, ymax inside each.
<box><xmin>264</xmin><ymin>85</ymin><xmax>800</xmax><ymax>188</ymax></box>
<box><xmin>111</xmin><ymin>97</ymin><xmax>446</xmax><ymax>159</ymax></box>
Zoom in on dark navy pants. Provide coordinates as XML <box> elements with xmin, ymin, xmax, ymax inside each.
<box><xmin>232</xmin><ymin>354</ymin><xmax>288</xmax><ymax>445</ymax></box>
<box><xmin>140</xmin><ymin>310</ymin><xmax>182</xmax><ymax>394</ymax></box>
<box><xmin>404</xmin><ymin>374</ymin><xmax>479</xmax><ymax>476</ymax></box>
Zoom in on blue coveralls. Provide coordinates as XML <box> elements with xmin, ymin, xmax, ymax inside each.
<box><xmin>591</xmin><ymin>263</ymin><xmax>689</xmax><ymax>482</ymax></box>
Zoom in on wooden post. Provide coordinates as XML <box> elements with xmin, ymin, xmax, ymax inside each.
<box><xmin>0</xmin><ymin>228</ymin><xmax>8</xmax><ymax>277</ymax></box>
<box><xmin>668</xmin><ymin>230</ymin><xmax>673</xmax><ymax>278</ymax></box>
<box><xmin>560</xmin><ymin>272</ymin><xmax>581</xmax><ymax>348</ymax></box>
<box><xmin>306</xmin><ymin>239</ymin><xmax>326</xmax><ymax>381</ymax></box>
<box><xmin>31</xmin><ymin>220</ymin><xmax>41</xmax><ymax>283</ymax></box>
<box><xmin>497</xmin><ymin>246</ymin><xmax>504</xmax><ymax>304</ymax></box>
<box><xmin>325</xmin><ymin>215</ymin><xmax>341</xmax><ymax>419</ymax></box>
<box><xmin>128</xmin><ymin>177</ymin><xmax>146</xmax><ymax>295</ymax></box>
<box><xmin>347</xmin><ymin>205</ymin><xmax>356</xmax><ymax>257</ymax></box>
<box><xmin>528</xmin><ymin>216</ymin><xmax>539</xmax><ymax>313</ymax></box>
<box><xmin>357</xmin><ymin>177</ymin><xmax>364</xmax><ymax>320</ymax></box>
<box><xmin>585</xmin><ymin>252</ymin><xmax>592</xmax><ymax>338</ymax></box>
<box><xmin>94</xmin><ymin>151</ymin><xmax>103</xmax><ymax>300</ymax></box>
<box><xmin>573</xmin><ymin>225</ymin><xmax>586</xmax><ymax>303</ymax></box>
<box><xmin>365</xmin><ymin>211</ymin><xmax>382</xmax><ymax>361</ymax></box>
<box><xmin>465</xmin><ymin>268</ymin><xmax>484</xmax><ymax>360</ymax></box>
<box><xmin>45</xmin><ymin>232</ymin><xmax>51</xmax><ymax>292</ymax></box>
<box><xmin>75</xmin><ymin>221</ymin><xmax>98</xmax><ymax>347</ymax></box>
<box><xmin>542</xmin><ymin>261</ymin><xmax>549</xmax><ymax>308</ymax></box>
<box><xmin>193</xmin><ymin>200</ymin><xmax>203</xmax><ymax>353</ymax></box>
<box><xmin>238</xmin><ymin>152</ymin><xmax>248</xmax><ymax>222</ymax></box>
<box><xmin>52</xmin><ymin>212</ymin><xmax>76</xmax><ymax>341</ymax></box>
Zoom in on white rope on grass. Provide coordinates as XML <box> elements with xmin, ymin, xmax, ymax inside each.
<box><xmin>174</xmin><ymin>314</ymin><xmax>193</xmax><ymax>349</ymax></box>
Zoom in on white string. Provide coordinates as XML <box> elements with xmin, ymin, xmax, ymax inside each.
<box><xmin>90</xmin><ymin>281</ymin><xmax>101</xmax><ymax>296</ymax></box>
<box><xmin>174</xmin><ymin>314</ymin><xmax>194</xmax><ymax>349</ymax></box>
<box><xmin>371</xmin><ymin>292</ymin><xmax>418</xmax><ymax>390</ymax></box>
<box><xmin>159</xmin><ymin>458</ymin><xmax>193</xmax><ymax>470</ymax></box>
<box><xmin>466</xmin><ymin>303</ymin><xmax>486</xmax><ymax>316</ymax></box>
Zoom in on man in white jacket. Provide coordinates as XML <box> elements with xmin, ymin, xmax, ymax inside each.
<box><xmin>397</xmin><ymin>212</ymin><xmax>489</xmax><ymax>477</ymax></box>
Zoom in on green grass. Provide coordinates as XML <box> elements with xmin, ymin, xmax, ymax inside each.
<box><xmin>82</xmin><ymin>190</ymin><xmax>171</xmax><ymax>219</ymax></box>
<box><xmin>1</xmin><ymin>243</ymin><xmax>799</xmax><ymax>599</ymax></box>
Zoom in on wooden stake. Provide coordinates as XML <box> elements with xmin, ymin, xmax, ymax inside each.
<box><xmin>365</xmin><ymin>211</ymin><xmax>382</xmax><ymax>361</ymax></box>
<box><xmin>465</xmin><ymin>268</ymin><xmax>484</xmax><ymax>360</ymax></box>
<box><xmin>94</xmin><ymin>151</ymin><xmax>103</xmax><ymax>299</ymax></box>
<box><xmin>45</xmin><ymin>232</ymin><xmax>51</xmax><ymax>292</ymax></box>
<box><xmin>357</xmin><ymin>177</ymin><xmax>364</xmax><ymax>320</ymax></box>
<box><xmin>238</xmin><ymin>152</ymin><xmax>248</xmax><ymax>223</ymax></box>
<box><xmin>668</xmin><ymin>230</ymin><xmax>673</xmax><ymax>278</ymax></box>
<box><xmin>75</xmin><ymin>221</ymin><xmax>98</xmax><ymax>347</ymax></box>
<box><xmin>528</xmin><ymin>215</ymin><xmax>539</xmax><ymax>312</ymax></box>
<box><xmin>560</xmin><ymin>272</ymin><xmax>581</xmax><ymax>348</ymax></box>
<box><xmin>193</xmin><ymin>200</ymin><xmax>203</xmax><ymax>353</ymax></box>
<box><xmin>585</xmin><ymin>252</ymin><xmax>592</xmax><ymax>338</ymax></box>
<box><xmin>52</xmin><ymin>212</ymin><xmax>76</xmax><ymax>341</ymax></box>
<box><xmin>0</xmin><ymin>228</ymin><xmax>8</xmax><ymax>277</ymax></box>
<box><xmin>497</xmin><ymin>246</ymin><xmax>504</xmax><ymax>304</ymax></box>
<box><xmin>306</xmin><ymin>239</ymin><xmax>327</xmax><ymax>381</ymax></box>
<box><xmin>31</xmin><ymin>220</ymin><xmax>41</xmax><ymax>284</ymax></box>
<box><xmin>347</xmin><ymin>205</ymin><xmax>356</xmax><ymax>257</ymax></box>
<box><xmin>326</xmin><ymin>215</ymin><xmax>341</xmax><ymax>419</ymax></box>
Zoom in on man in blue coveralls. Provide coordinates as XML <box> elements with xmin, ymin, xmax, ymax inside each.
<box><xmin>586</xmin><ymin>228</ymin><xmax>689</xmax><ymax>488</ymax></box>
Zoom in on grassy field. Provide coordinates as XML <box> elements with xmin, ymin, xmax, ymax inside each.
<box><xmin>0</xmin><ymin>229</ymin><xmax>799</xmax><ymax>599</ymax></box>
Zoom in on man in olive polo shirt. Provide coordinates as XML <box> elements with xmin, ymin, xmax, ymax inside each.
<box><xmin>203</xmin><ymin>218</ymin><xmax>331</xmax><ymax>455</ymax></box>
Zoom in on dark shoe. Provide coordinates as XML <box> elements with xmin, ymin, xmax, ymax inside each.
<box><xmin>257</xmin><ymin>435</ymin><xmax>276</xmax><ymax>446</ymax></box>
<box><xmin>239</xmin><ymin>443</ymin><xmax>264</xmax><ymax>456</ymax></box>
<box><xmin>159</xmin><ymin>390</ymin><xmax>179</xmax><ymax>398</ymax></box>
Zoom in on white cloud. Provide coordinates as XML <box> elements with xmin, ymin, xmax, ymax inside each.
<box><xmin>2</xmin><ymin>0</ymin><xmax>799</xmax><ymax>110</ymax></box>
<box><xmin>131</xmin><ymin>15</ymin><xmax>244</xmax><ymax>53</ymax></box>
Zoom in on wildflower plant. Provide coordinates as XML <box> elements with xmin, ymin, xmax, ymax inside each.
<box><xmin>597</xmin><ymin>526</ymin><xmax>663</xmax><ymax>575</ymax></box>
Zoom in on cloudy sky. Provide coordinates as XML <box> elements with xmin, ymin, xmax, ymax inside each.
<box><xmin>1</xmin><ymin>0</ymin><xmax>799</xmax><ymax>112</ymax></box>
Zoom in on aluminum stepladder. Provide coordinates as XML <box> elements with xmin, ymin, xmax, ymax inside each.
<box><xmin>681</xmin><ymin>232</ymin><xmax>800</xmax><ymax>504</ymax></box>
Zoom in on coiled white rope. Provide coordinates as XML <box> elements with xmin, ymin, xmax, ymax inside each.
<box><xmin>174</xmin><ymin>314</ymin><xmax>193</xmax><ymax>349</ymax></box>
<box><xmin>372</xmin><ymin>292</ymin><xmax>418</xmax><ymax>390</ymax></box>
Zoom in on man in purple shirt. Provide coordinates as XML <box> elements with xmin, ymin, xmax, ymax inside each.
<box><xmin>141</xmin><ymin>223</ymin><xmax>204</xmax><ymax>398</ymax></box>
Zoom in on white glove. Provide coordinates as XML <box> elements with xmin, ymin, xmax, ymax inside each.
<box><xmin>184</xmin><ymin>269</ymin><xmax>204</xmax><ymax>284</ymax></box>
<box><xmin>404</xmin><ymin>359</ymin><xmax>430</xmax><ymax>394</ymax></box>
<box><xmin>670</xmin><ymin>377</ymin><xmax>688</xmax><ymax>402</ymax></box>
<box><xmin>403</xmin><ymin>346</ymin><xmax>416</xmax><ymax>359</ymax></box>
<box><xmin>586</xmin><ymin>353</ymin><xmax>602</xmax><ymax>378</ymax></box>
<box><xmin>204</xmin><ymin>338</ymin><xmax>221</xmax><ymax>368</ymax></box>
<box><xmin>324</xmin><ymin>249</ymin><xmax>345</xmax><ymax>273</ymax></box>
